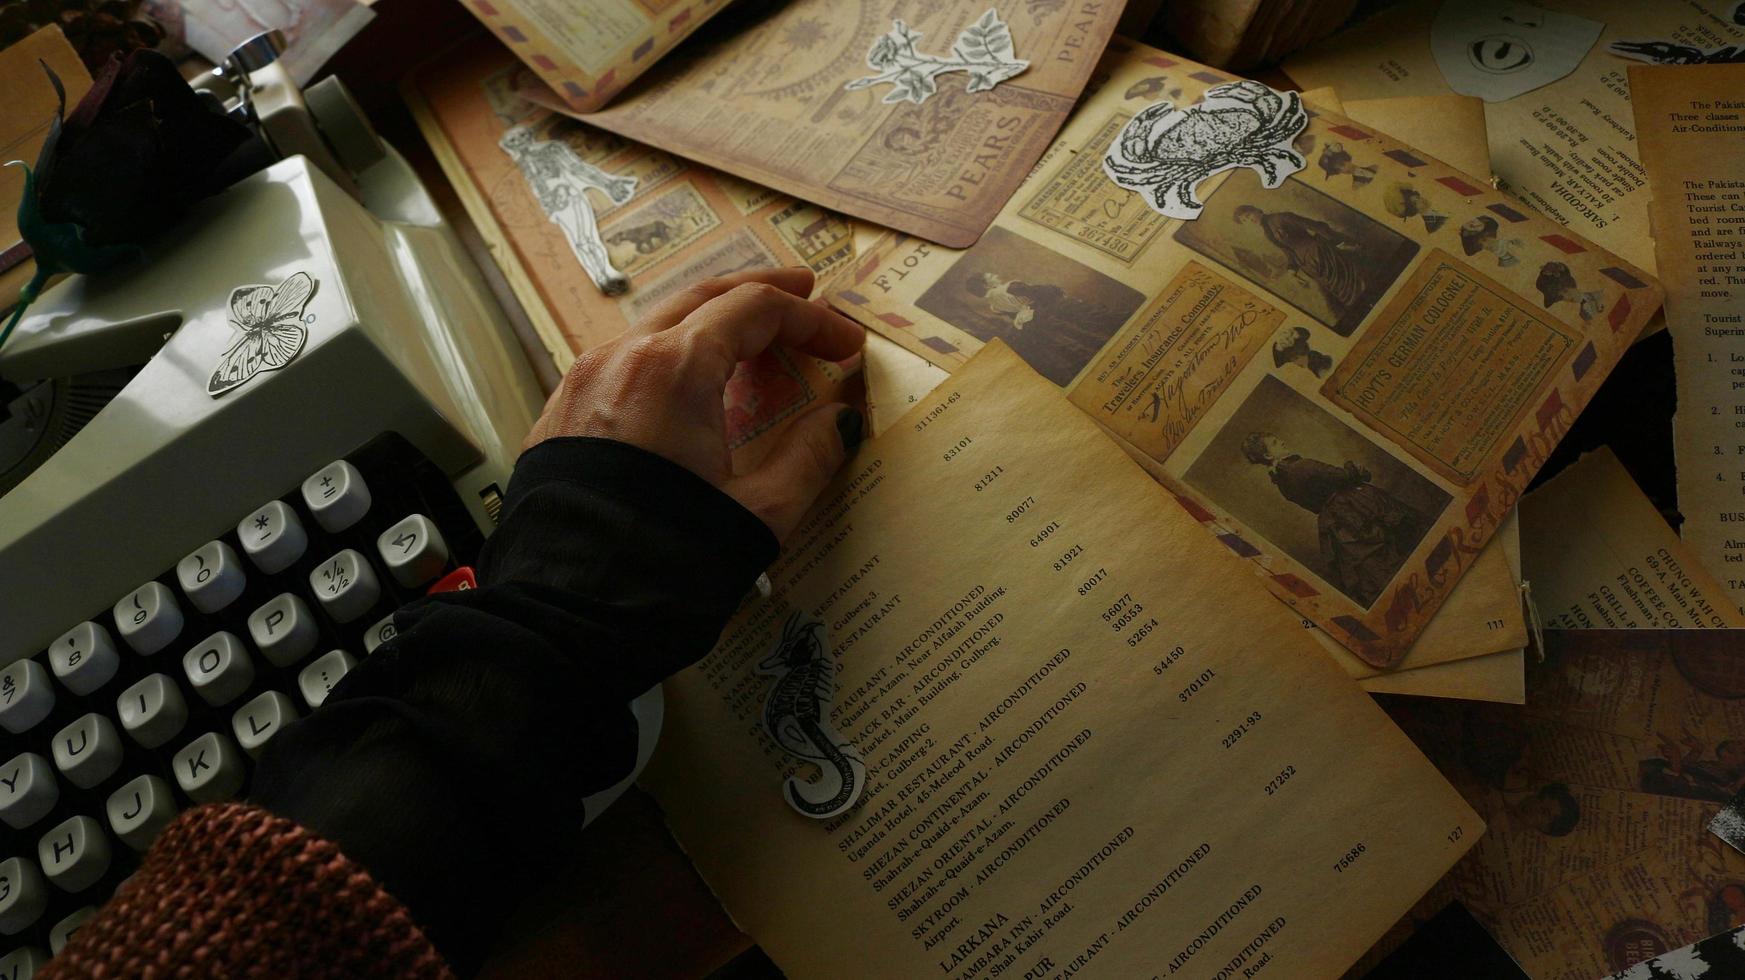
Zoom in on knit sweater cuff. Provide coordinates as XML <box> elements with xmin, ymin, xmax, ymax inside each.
<box><xmin>43</xmin><ymin>803</ymin><xmax>453</xmax><ymax>979</ymax></box>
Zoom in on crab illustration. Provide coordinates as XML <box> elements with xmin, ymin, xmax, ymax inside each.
<box><xmin>1103</xmin><ymin>80</ymin><xmax>1309</xmax><ymax>219</ymax></box>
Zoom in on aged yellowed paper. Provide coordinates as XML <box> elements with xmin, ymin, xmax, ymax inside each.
<box><xmin>866</xmin><ymin>332</ymin><xmax>950</xmax><ymax>431</ymax></box>
<box><xmin>1284</xmin><ymin>0</ymin><xmax>1745</xmax><ymax>279</ymax></box>
<box><xmin>1317</xmin><ymin>513</ymin><xmax>1524</xmax><ymax>678</ymax></box>
<box><xmin>1358</xmin><ymin>647</ymin><xmax>1524</xmax><ymax>703</ymax></box>
<box><xmin>1522</xmin><ymin>447</ymin><xmax>1745</xmax><ymax>629</ymax></box>
<box><xmin>1302</xmin><ymin>86</ymin><xmax>1524</xmax><ymax>699</ymax></box>
<box><xmin>646</xmin><ymin>341</ymin><xmax>1480</xmax><ymax>980</ymax></box>
<box><xmin>455</xmin><ymin>0</ymin><xmax>724</xmax><ymax>113</ymax></box>
<box><xmin>1378</xmin><ymin>630</ymin><xmax>1745</xmax><ymax>980</ymax></box>
<box><xmin>865</xmin><ymin>318</ymin><xmax>1527</xmax><ymax>695</ymax></box>
<box><xmin>828</xmin><ymin>39</ymin><xmax>1660</xmax><ymax>667</ymax></box>
<box><xmin>1342</xmin><ymin>95</ymin><xmax>1491</xmax><ymax>181</ymax></box>
<box><xmin>1631</xmin><ymin>64</ymin><xmax>1745</xmax><ymax>611</ymax></box>
<box><xmin>521</xmin><ymin>1</ymin><xmax>1124</xmax><ymax>247</ymax></box>
<box><xmin>1352</xmin><ymin>514</ymin><xmax>1524</xmax><ymax>702</ymax></box>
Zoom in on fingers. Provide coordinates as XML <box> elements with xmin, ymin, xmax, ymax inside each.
<box><xmin>722</xmin><ymin>403</ymin><xmax>864</xmax><ymax>543</ymax></box>
<box><xmin>683</xmin><ymin>282</ymin><xmax>866</xmax><ymax>376</ymax></box>
<box><xmin>636</xmin><ymin>266</ymin><xmax>817</xmax><ymax>333</ymax></box>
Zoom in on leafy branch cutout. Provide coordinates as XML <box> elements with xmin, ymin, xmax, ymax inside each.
<box><xmin>844</xmin><ymin>9</ymin><xmax>1030</xmax><ymax>105</ymax></box>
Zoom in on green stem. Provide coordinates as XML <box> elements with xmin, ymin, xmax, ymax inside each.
<box><xmin>0</xmin><ymin>264</ymin><xmax>53</xmax><ymax>353</ymax></box>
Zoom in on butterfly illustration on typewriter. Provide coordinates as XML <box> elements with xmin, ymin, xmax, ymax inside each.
<box><xmin>207</xmin><ymin>271</ymin><xmax>318</xmax><ymax>397</ymax></box>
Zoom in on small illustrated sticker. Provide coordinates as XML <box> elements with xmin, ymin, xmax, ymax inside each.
<box><xmin>1103</xmin><ymin>80</ymin><xmax>1308</xmax><ymax>220</ymax></box>
<box><xmin>1535</xmin><ymin>261</ymin><xmax>1604</xmax><ymax>321</ymax></box>
<box><xmin>1271</xmin><ymin>326</ymin><xmax>1332</xmax><ymax>378</ymax></box>
<box><xmin>1459</xmin><ymin>214</ymin><xmax>1523</xmax><ymax>268</ymax></box>
<box><xmin>1608</xmin><ymin>40</ymin><xmax>1745</xmax><ymax>65</ymax></box>
<box><xmin>1429</xmin><ymin>0</ymin><xmax>1601</xmax><ymax>103</ymax></box>
<box><xmin>499</xmin><ymin>125</ymin><xmax>638</xmax><ymax>296</ymax></box>
<box><xmin>1317</xmin><ymin>142</ymin><xmax>1377</xmax><ymax>187</ymax></box>
<box><xmin>1383</xmin><ymin>183</ymin><xmax>1449</xmax><ymax>233</ymax></box>
<box><xmin>845</xmin><ymin>9</ymin><xmax>1029</xmax><ymax>105</ymax></box>
<box><xmin>757</xmin><ymin>614</ymin><xmax>866</xmax><ymax>820</ymax></box>
<box><xmin>208</xmin><ymin>271</ymin><xmax>316</xmax><ymax>397</ymax></box>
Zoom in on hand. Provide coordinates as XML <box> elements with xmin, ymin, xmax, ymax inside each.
<box><xmin>525</xmin><ymin>266</ymin><xmax>866</xmax><ymax>543</ymax></box>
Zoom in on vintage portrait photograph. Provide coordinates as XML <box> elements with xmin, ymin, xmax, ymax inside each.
<box><xmin>1174</xmin><ymin>173</ymin><xmax>1420</xmax><ymax>337</ymax></box>
<box><xmin>915</xmin><ymin>227</ymin><xmax>1145</xmax><ymax>386</ymax></box>
<box><xmin>1183</xmin><ymin>375</ymin><xmax>1450</xmax><ymax>608</ymax></box>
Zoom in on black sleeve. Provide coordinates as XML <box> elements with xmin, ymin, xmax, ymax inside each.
<box><xmin>247</xmin><ymin>437</ymin><xmax>777</xmax><ymax>974</ymax></box>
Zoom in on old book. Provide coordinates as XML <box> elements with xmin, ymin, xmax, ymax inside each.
<box><xmin>648</xmin><ymin>339</ymin><xmax>1480</xmax><ymax>979</ymax></box>
<box><xmin>826</xmin><ymin>37</ymin><xmax>1661</xmax><ymax>668</ymax></box>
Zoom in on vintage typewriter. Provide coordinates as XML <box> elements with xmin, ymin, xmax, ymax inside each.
<box><xmin>0</xmin><ymin>36</ymin><xmax>658</xmax><ymax>972</ymax></box>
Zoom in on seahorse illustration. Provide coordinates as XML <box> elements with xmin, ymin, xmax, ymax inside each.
<box><xmin>757</xmin><ymin>614</ymin><xmax>867</xmax><ymax>819</ymax></box>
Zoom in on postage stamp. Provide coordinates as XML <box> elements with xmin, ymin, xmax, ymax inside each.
<box><xmin>768</xmin><ymin>201</ymin><xmax>855</xmax><ymax>278</ymax></box>
<box><xmin>601</xmin><ymin>181</ymin><xmax>723</xmax><ymax>276</ymax></box>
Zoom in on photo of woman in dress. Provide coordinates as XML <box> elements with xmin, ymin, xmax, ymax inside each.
<box><xmin>1175</xmin><ymin>174</ymin><xmax>1418</xmax><ymax>337</ymax></box>
<box><xmin>1239</xmin><ymin>430</ymin><xmax>1432</xmax><ymax>607</ymax></box>
<box><xmin>1183</xmin><ymin>375</ymin><xmax>1450</xmax><ymax>608</ymax></box>
<box><xmin>916</xmin><ymin>227</ymin><xmax>1144</xmax><ymax>386</ymax></box>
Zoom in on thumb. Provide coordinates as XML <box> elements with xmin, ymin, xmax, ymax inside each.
<box><xmin>723</xmin><ymin>403</ymin><xmax>864</xmax><ymax>544</ymax></box>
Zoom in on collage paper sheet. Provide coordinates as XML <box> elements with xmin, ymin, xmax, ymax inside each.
<box><xmin>520</xmin><ymin>0</ymin><xmax>1126</xmax><ymax>247</ymax></box>
<box><xmin>828</xmin><ymin>39</ymin><xmax>1662</xmax><ymax>667</ymax></box>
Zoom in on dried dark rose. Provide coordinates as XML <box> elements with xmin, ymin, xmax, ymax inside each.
<box><xmin>3</xmin><ymin>49</ymin><xmax>253</xmax><ymax>348</ymax></box>
<box><xmin>34</xmin><ymin>48</ymin><xmax>252</xmax><ymax>247</ymax></box>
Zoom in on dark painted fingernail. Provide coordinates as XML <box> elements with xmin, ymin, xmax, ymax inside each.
<box><xmin>836</xmin><ymin>406</ymin><xmax>865</xmax><ymax>453</ymax></box>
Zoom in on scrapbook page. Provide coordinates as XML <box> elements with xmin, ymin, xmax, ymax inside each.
<box><xmin>1284</xmin><ymin>0</ymin><xmax>1745</xmax><ymax>279</ymax></box>
<box><xmin>404</xmin><ymin>36</ymin><xmax>860</xmax><ymax>450</ymax></box>
<box><xmin>865</xmin><ymin>317</ymin><xmax>1527</xmax><ymax>701</ymax></box>
<box><xmin>827</xmin><ymin>38</ymin><xmax>1662</xmax><ymax>667</ymax></box>
<box><xmin>519</xmin><ymin>0</ymin><xmax>1125</xmax><ymax>247</ymax></box>
<box><xmin>646</xmin><ymin>341</ymin><xmax>1481</xmax><ymax>980</ymax></box>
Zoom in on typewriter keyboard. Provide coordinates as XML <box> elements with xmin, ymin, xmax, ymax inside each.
<box><xmin>0</xmin><ymin>435</ymin><xmax>484</xmax><ymax>974</ymax></box>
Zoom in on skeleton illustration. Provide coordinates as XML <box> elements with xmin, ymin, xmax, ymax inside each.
<box><xmin>1103</xmin><ymin>80</ymin><xmax>1309</xmax><ymax>220</ymax></box>
<box><xmin>499</xmin><ymin>125</ymin><xmax>638</xmax><ymax>295</ymax></box>
<box><xmin>757</xmin><ymin>614</ymin><xmax>866</xmax><ymax>819</ymax></box>
<box><xmin>845</xmin><ymin>9</ymin><xmax>1029</xmax><ymax>105</ymax></box>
